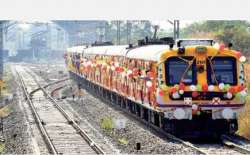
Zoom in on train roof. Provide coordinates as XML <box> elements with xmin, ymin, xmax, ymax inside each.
<box><xmin>67</xmin><ymin>44</ymin><xmax>170</xmax><ymax>61</ymax></box>
<box><xmin>126</xmin><ymin>45</ymin><xmax>170</xmax><ymax>61</ymax></box>
<box><xmin>67</xmin><ymin>46</ymin><xmax>86</xmax><ymax>53</ymax></box>
<box><xmin>84</xmin><ymin>45</ymin><xmax>128</xmax><ymax>56</ymax></box>
<box><xmin>104</xmin><ymin>45</ymin><xmax>129</xmax><ymax>56</ymax></box>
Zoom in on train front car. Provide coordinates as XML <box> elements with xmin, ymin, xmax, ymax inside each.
<box><xmin>157</xmin><ymin>40</ymin><xmax>248</xmax><ymax>138</ymax></box>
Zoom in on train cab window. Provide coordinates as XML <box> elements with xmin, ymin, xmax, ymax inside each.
<box><xmin>165</xmin><ymin>57</ymin><xmax>197</xmax><ymax>85</ymax></box>
<box><xmin>207</xmin><ymin>57</ymin><xmax>237</xmax><ymax>85</ymax></box>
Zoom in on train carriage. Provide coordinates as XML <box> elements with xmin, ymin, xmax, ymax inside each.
<box><xmin>65</xmin><ymin>38</ymin><xmax>248</xmax><ymax>138</ymax></box>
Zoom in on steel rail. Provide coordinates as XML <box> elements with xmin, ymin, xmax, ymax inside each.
<box><xmin>16</xmin><ymin>70</ymin><xmax>58</xmax><ymax>155</ymax></box>
<box><xmin>221</xmin><ymin>135</ymin><xmax>250</xmax><ymax>154</ymax></box>
<box><xmin>26</xmin><ymin>70</ymin><xmax>105</xmax><ymax>155</ymax></box>
<box><xmin>29</xmin><ymin>78</ymin><xmax>69</xmax><ymax>95</ymax></box>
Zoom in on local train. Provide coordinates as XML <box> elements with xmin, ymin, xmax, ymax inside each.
<box><xmin>64</xmin><ymin>37</ymin><xmax>248</xmax><ymax>138</ymax></box>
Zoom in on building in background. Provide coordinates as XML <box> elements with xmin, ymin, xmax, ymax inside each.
<box><xmin>4</xmin><ymin>20</ymin><xmax>171</xmax><ymax>61</ymax></box>
<box><xmin>5</xmin><ymin>21</ymin><xmax>68</xmax><ymax>61</ymax></box>
<box><xmin>29</xmin><ymin>23</ymin><xmax>68</xmax><ymax>61</ymax></box>
<box><xmin>55</xmin><ymin>20</ymin><xmax>107</xmax><ymax>46</ymax></box>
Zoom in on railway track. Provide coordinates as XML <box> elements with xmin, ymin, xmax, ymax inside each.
<box><xmin>34</xmin><ymin>73</ymin><xmax>119</xmax><ymax>154</ymax></box>
<box><xmin>221</xmin><ymin>134</ymin><xmax>250</xmax><ymax>154</ymax></box>
<box><xmin>191</xmin><ymin>140</ymin><xmax>249</xmax><ymax>155</ymax></box>
<box><xmin>15</xmin><ymin>66</ymin><xmax>105</xmax><ymax>155</ymax></box>
<box><xmin>29</xmin><ymin>77</ymin><xmax>69</xmax><ymax>95</ymax></box>
<box><xmin>21</xmin><ymin>64</ymin><xmax>250</xmax><ymax>155</ymax></box>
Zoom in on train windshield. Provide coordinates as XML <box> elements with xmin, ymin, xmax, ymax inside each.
<box><xmin>207</xmin><ymin>57</ymin><xmax>237</xmax><ymax>85</ymax></box>
<box><xmin>165</xmin><ymin>57</ymin><xmax>196</xmax><ymax>85</ymax></box>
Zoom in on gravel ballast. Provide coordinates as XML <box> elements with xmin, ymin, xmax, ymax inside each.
<box><xmin>60</xmin><ymin>82</ymin><xmax>199</xmax><ymax>154</ymax></box>
<box><xmin>0</xmin><ymin>65</ymin><xmax>35</xmax><ymax>154</ymax></box>
<box><xmin>28</xmin><ymin>63</ymin><xmax>200</xmax><ymax>154</ymax></box>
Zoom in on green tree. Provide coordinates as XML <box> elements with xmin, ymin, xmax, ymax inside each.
<box><xmin>181</xmin><ymin>20</ymin><xmax>250</xmax><ymax>55</ymax></box>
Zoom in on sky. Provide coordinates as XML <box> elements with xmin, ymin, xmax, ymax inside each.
<box><xmin>17</xmin><ymin>20</ymin><xmax>196</xmax><ymax>28</ymax></box>
<box><xmin>151</xmin><ymin>20</ymin><xmax>199</xmax><ymax>30</ymax></box>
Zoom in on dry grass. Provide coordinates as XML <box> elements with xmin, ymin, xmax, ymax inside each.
<box><xmin>238</xmin><ymin>61</ymin><xmax>250</xmax><ymax>139</ymax></box>
<box><xmin>245</xmin><ymin>63</ymin><xmax>250</xmax><ymax>84</ymax></box>
<box><xmin>0</xmin><ymin>105</ymin><xmax>10</xmax><ymax>118</ymax></box>
<box><xmin>238</xmin><ymin>94</ymin><xmax>250</xmax><ymax>139</ymax></box>
<box><xmin>1</xmin><ymin>66</ymin><xmax>12</xmax><ymax>97</ymax></box>
<box><xmin>0</xmin><ymin>65</ymin><xmax>12</xmax><ymax>153</ymax></box>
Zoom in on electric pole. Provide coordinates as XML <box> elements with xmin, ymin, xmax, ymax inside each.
<box><xmin>173</xmin><ymin>20</ymin><xmax>180</xmax><ymax>40</ymax></box>
<box><xmin>126</xmin><ymin>21</ymin><xmax>132</xmax><ymax>44</ymax></box>
<box><xmin>153</xmin><ymin>25</ymin><xmax>159</xmax><ymax>39</ymax></box>
<box><xmin>117</xmin><ymin>21</ymin><xmax>121</xmax><ymax>45</ymax></box>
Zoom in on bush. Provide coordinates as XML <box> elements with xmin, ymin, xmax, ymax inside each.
<box><xmin>238</xmin><ymin>63</ymin><xmax>250</xmax><ymax>139</ymax></box>
<box><xmin>100</xmin><ymin>116</ymin><xmax>113</xmax><ymax>131</ymax></box>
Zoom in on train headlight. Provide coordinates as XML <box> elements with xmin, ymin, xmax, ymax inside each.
<box><xmin>222</xmin><ymin>108</ymin><xmax>234</xmax><ymax>119</ymax></box>
<box><xmin>173</xmin><ymin>108</ymin><xmax>186</xmax><ymax>120</ymax></box>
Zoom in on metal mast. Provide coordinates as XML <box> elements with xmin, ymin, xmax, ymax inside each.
<box><xmin>117</xmin><ymin>21</ymin><xmax>121</xmax><ymax>45</ymax></box>
<box><xmin>173</xmin><ymin>20</ymin><xmax>180</xmax><ymax>40</ymax></box>
<box><xmin>126</xmin><ymin>21</ymin><xmax>132</xmax><ymax>44</ymax></box>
